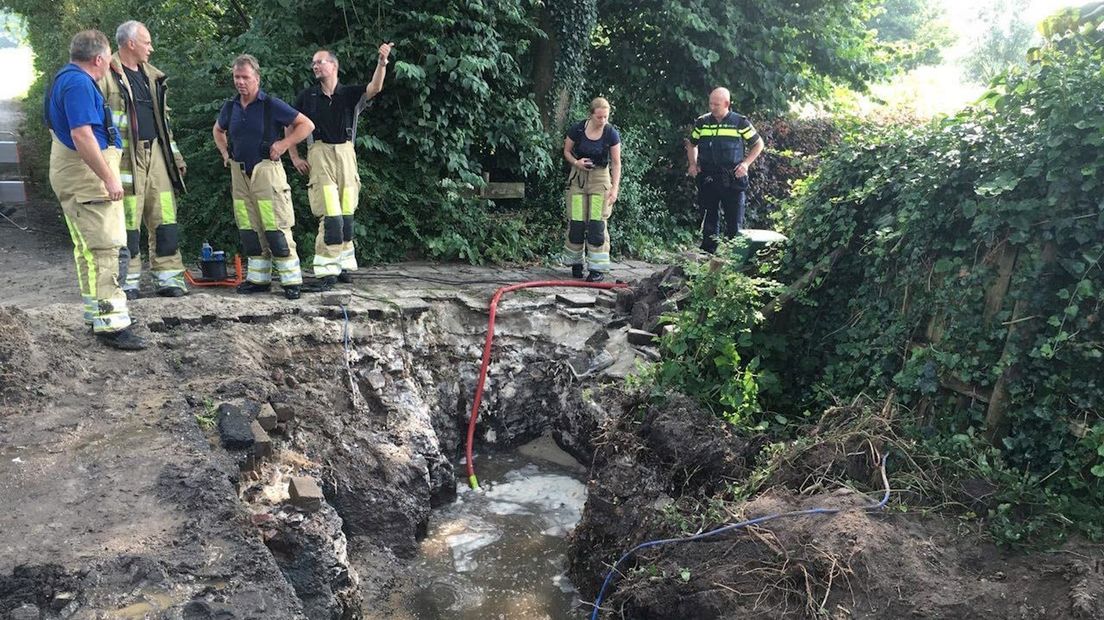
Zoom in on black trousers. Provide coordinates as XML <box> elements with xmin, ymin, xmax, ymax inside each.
<box><xmin>697</xmin><ymin>172</ymin><xmax>748</xmax><ymax>253</ymax></box>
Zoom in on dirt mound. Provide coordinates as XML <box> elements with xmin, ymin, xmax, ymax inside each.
<box><xmin>0</xmin><ymin>564</ymin><xmax>79</xmax><ymax>618</ymax></box>
<box><xmin>0</xmin><ymin>306</ymin><xmax>46</xmax><ymax>404</ymax></box>
<box><xmin>618</xmin><ymin>265</ymin><xmax>687</xmax><ymax>334</ymax></box>
<box><xmin>569</xmin><ymin>393</ymin><xmax>1104</xmax><ymax>619</ymax></box>
<box><xmin>568</xmin><ymin>394</ymin><xmax>753</xmax><ymax>592</ymax></box>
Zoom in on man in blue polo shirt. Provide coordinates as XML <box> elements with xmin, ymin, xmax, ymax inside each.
<box><xmin>213</xmin><ymin>54</ymin><xmax>314</xmax><ymax>300</ymax></box>
<box><xmin>47</xmin><ymin>29</ymin><xmax>146</xmax><ymax>350</ymax></box>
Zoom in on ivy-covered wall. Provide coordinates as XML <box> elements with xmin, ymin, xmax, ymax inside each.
<box><xmin>654</xmin><ymin>8</ymin><xmax>1104</xmax><ymax>543</ymax></box>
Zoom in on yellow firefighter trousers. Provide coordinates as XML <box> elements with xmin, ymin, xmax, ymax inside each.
<box><xmin>563</xmin><ymin>166</ymin><xmax>613</xmax><ymax>272</ymax></box>
<box><xmin>48</xmin><ymin>134</ymin><xmax>131</xmax><ymax>333</ymax></box>
<box><xmin>230</xmin><ymin>160</ymin><xmax>302</xmax><ymax>287</ymax></box>
<box><xmin>306</xmin><ymin>141</ymin><xmax>360</xmax><ymax>277</ymax></box>
<box><xmin>122</xmin><ymin>138</ymin><xmax>186</xmax><ymax>293</ymax></box>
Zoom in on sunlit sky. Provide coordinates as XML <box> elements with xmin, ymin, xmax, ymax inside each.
<box><xmin>856</xmin><ymin>0</ymin><xmax>1093</xmax><ymax>118</ymax></box>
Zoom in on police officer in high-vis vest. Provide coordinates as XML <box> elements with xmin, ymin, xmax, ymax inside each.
<box><xmin>288</xmin><ymin>42</ymin><xmax>393</xmax><ymax>289</ymax></box>
<box><xmin>47</xmin><ymin>30</ymin><xmax>147</xmax><ymax>350</ymax></box>
<box><xmin>686</xmin><ymin>87</ymin><xmax>764</xmax><ymax>253</ymax></box>
<box><xmin>99</xmin><ymin>20</ymin><xmax>189</xmax><ymax>299</ymax></box>
<box><xmin>212</xmin><ymin>54</ymin><xmax>314</xmax><ymax>300</ymax></box>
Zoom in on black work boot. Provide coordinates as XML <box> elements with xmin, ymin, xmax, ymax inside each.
<box><xmin>571</xmin><ymin>264</ymin><xmax>584</xmax><ymax>279</ymax></box>
<box><xmin>237</xmin><ymin>281</ymin><xmax>271</xmax><ymax>295</ymax></box>
<box><xmin>585</xmin><ymin>270</ymin><xmax>605</xmax><ymax>282</ymax></box>
<box><xmin>96</xmin><ymin>327</ymin><xmax>148</xmax><ymax>351</ymax></box>
<box><xmin>124</xmin><ymin>288</ymin><xmax>140</xmax><ymax>300</ymax></box>
<box><xmin>318</xmin><ymin>275</ymin><xmax>338</xmax><ymax>291</ymax></box>
<box><xmin>337</xmin><ymin>270</ymin><xmax>354</xmax><ymax>284</ymax></box>
<box><xmin>284</xmin><ymin>285</ymin><xmax>301</xmax><ymax>300</ymax></box>
<box><xmin>156</xmin><ymin>287</ymin><xmax>186</xmax><ymax>298</ymax></box>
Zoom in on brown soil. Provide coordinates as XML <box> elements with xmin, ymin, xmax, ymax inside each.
<box><xmin>567</xmin><ymin>395</ymin><xmax>1104</xmax><ymax>619</ymax></box>
<box><xmin>0</xmin><ymin>176</ymin><xmax>659</xmax><ymax>618</ymax></box>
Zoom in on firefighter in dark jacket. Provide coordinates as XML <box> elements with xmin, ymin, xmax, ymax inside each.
<box><xmin>98</xmin><ymin>20</ymin><xmax>189</xmax><ymax>298</ymax></box>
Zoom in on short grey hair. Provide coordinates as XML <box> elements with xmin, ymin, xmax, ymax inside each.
<box><xmin>115</xmin><ymin>21</ymin><xmax>145</xmax><ymax>47</ymax></box>
<box><xmin>315</xmin><ymin>49</ymin><xmax>338</xmax><ymax>67</ymax></box>
<box><xmin>69</xmin><ymin>30</ymin><xmax>110</xmax><ymax>63</ymax></box>
<box><xmin>232</xmin><ymin>53</ymin><xmax>260</xmax><ymax>76</ymax></box>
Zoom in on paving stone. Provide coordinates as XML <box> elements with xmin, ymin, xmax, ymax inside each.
<box><xmin>393</xmin><ymin>297</ymin><xmax>430</xmax><ymax>316</ymax></box>
<box><xmin>271</xmin><ymin>402</ymin><xmax>294</xmax><ymax>423</ymax></box>
<box><xmin>366</xmin><ymin>370</ymin><xmax>386</xmax><ymax>391</ymax></box>
<box><xmin>320</xmin><ymin>291</ymin><xmax>352</xmax><ymax>306</ymax></box>
<box><xmin>217</xmin><ymin>403</ymin><xmax>254</xmax><ymax>450</ymax></box>
<box><xmin>251</xmin><ymin>421</ymin><xmax>272</xmax><ymax>458</ymax></box>
<box><xmin>556</xmin><ymin>293</ymin><xmax>597</xmax><ymax>308</ymax></box>
<box><xmin>288</xmin><ymin>476</ymin><xmax>324</xmax><ymax>512</ymax></box>
<box><xmin>596</xmin><ymin>290</ymin><xmax>618</xmax><ymax>308</ymax></box>
<box><xmin>627</xmin><ymin>329</ymin><xmax>658</xmax><ymax>346</ymax></box>
<box><xmin>10</xmin><ymin>604</ymin><xmax>40</xmax><ymax>620</ymax></box>
<box><xmin>255</xmin><ymin>403</ymin><xmax>278</xmax><ymax>431</ymax></box>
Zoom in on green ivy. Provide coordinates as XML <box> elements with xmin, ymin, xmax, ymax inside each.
<box><xmin>760</xmin><ymin>12</ymin><xmax>1104</xmax><ymax>542</ymax></box>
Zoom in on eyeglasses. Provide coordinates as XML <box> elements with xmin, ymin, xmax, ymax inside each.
<box><xmin>310</xmin><ymin>59</ymin><xmax>333</xmax><ymax>67</ymax></box>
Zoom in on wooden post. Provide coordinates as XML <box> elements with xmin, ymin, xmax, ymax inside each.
<box><xmin>984</xmin><ymin>241</ymin><xmax>1057</xmax><ymax>443</ymax></box>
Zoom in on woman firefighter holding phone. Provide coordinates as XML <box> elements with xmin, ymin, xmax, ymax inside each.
<box><xmin>561</xmin><ymin>97</ymin><xmax>621</xmax><ymax>282</ymax></box>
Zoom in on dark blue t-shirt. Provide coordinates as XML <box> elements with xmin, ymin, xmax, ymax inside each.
<box><xmin>566</xmin><ymin>120</ymin><xmax>621</xmax><ymax>168</ymax></box>
<box><xmin>48</xmin><ymin>64</ymin><xmax>122</xmax><ymax>151</ymax></box>
<box><xmin>216</xmin><ymin>90</ymin><xmax>299</xmax><ymax>174</ymax></box>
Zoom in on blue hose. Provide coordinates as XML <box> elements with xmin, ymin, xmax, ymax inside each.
<box><xmin>588</xmin><ymin>454</ymin><xmax>891</xmax><ymax>619</ymax></box>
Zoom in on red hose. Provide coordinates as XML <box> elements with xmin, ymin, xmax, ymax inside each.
<box><xmin>465</xmin><ymin>280</ymin><xmax>630</xmax><ymax>488</ymax></box>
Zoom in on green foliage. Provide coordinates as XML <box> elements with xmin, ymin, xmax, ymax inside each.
<box><xmin>961</xmin><ymin>0</ymin><xmax>1036</xmax><ymax>85</ymax></box>
<box><xmin>546</xmin><ymin>0</ymin><xmax>596</xmax><ymax>126</ymax></box>
<box><xmin>866</xmin><ymin>0</ymin><xmax>955</xmax><ymax>71</ymax></box>
<box><xmin>654</xmin><ymin>248</ymin><xmax>781</xmax><ymax>428</ymax></box>
<box><xmin>3</xmin><ymin>0</ymin><xmax>902</xmax><ymax>266</ymax></box>
<box><xmin>762</xmin><ymin>25</ymin><xmax>1104</xmax><ymax>542</ymax></box>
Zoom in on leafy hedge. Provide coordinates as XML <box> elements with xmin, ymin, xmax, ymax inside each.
<box><xmin>657</xmin><ymin>5</ymin><xmax>1104</xmax><ymax>543</ymax></box>
<box><xmin>2</xmin><ymin>0</ymin><xmax>891</xmax><ymax>266</ymax></box>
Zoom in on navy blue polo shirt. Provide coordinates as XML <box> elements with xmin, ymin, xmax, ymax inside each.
<box><xmin>216</xmin><ymin>90</ymin><xmax>299</xmax><ymax>174</ymax></box>
<box><xmin>566</xmin><ymin>120</ymin><xmax>620</xmax><ymax>168</ymax></box>
<box><xmin>48</xmin><ymin>64</ymin><xmax>122</xmax><ymax>151</ymax></box>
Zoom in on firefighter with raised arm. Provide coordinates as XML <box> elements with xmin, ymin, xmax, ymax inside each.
<box><xmin>289</xmin><ymin>42</ymin><xmax>393</xmax><ymax>289</ymax></box>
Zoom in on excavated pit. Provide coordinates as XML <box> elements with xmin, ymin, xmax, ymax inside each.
<box><xmin>0</xmin><ymin>272</ymin><xmax>655</xmax><ymax>619</ymax></box>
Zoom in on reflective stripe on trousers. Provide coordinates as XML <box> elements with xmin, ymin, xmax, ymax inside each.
<box><xmin>122</xmin><ymin>137</ymin><xmax>186</xmax><ymax>291</ymax></box>
<box><xmin>562</xmin><ymin>166</ymin><xmax>613</xmax><ymax>272</ymax></box>
<box><xmin>230</xmin><ymin>160</ymin><xmax>302</xmax><ymax>287</ymax></box>
<box><xmin>306</xmin><ymin>141</ymin><xmax>360</xmax><ymax>277</ymax></box>
<box><xmin>49</xmin><ymin>135</ymin><xmax>132</xmax><ymax>333</ymax></box>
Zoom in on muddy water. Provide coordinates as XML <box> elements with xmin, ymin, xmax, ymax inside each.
<box><xmin>403</xmin><ymin>436</ymin><xmax>589</xmax><ymax>619</ymax></box>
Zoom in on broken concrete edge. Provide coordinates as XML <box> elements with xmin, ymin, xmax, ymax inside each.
<box><xmin>556</xmin><ymin>292</ymin><xmax>598</xmax><ymax>308</ymax></box>
<box><xmin>627</xmin><ymin>328</ymin><xmax>659</xmax><ymax>346</ymax></box>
